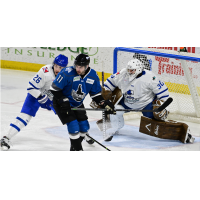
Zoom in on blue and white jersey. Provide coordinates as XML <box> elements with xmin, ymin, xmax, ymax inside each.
<box><xmin>27</xmin><ymin>64</ymin><xmax>56</xmax><ymax>99</ymax></box>
<box><xmin>104</xmin><ymin>68</ymin><xmax>169</xmax><ymax>110</ymax></box>
<box><xmin>51</xmin><ymin>66</ymin><xmax>102</xmax><ymax>107</ymax></box>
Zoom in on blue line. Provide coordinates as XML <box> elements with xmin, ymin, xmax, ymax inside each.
<box><xmin>10</xmin><ymin>123</ymin><xmax>20</xmax><ymax>132</ymax></box>
<box><xmin>107</xmin><ymin>79</ymin><xmax>116</xmax><ymax>88</ymax></box>
<box><xmin>16</xmin><ymin>117</ymin><xmax>27</xmax><ymax>126</ymax></box>
<box><xmin>29</xmin><ymin>82</ymin><xmax>39</xmax><ymax>90</ymax></box>
<box><xmin>155</xmin><ymin>88</ymin><xmax>168</xmax><ymax>95</ymax></box>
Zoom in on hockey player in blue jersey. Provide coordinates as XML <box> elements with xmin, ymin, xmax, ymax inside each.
<box><xmin>50</xmin><ymin>54</ymin><xmax>115</xmax><ymax>151</ymax></box>
<box><xmin>0</xmin><ymin>54</ymin><xmax>69</xmax><ymax>151</ymax></box>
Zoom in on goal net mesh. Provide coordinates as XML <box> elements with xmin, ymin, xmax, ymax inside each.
<box><xmin>115</xmin><ymin>47</ymin><xmax>200</xmax><ymax>123</ymax></box>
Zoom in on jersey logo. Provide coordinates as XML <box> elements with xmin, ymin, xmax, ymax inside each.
<box><xmin>124</xmin><ymin>90</ymin><xmax>139</xmax><ymax>104</ymax></box>
<box><xmin>66</xmin><ymin>67</ymin><xmax>73</xmax><ymax>73</ymax></box>
<box><xmin>86</xmin><ymin>78</ymin><xmax>94</xmax><ymax>84</ymax></box>
<box><xmin>116</xmin><ymin>72</ymin><xmax>120</xmax><ymax>75</ymax></box>
<box><xmin>71</xmin><ymin>84</ymin><xmax>86</xmax><ymax>102</ymax></box>
<box><xmin>73</xmin><ymin>76</ymin><xmax>80</xmax><ymax>82</ymax></box>
<box><xmin>42</xmin><ymin>67</ymin><xmax>49</xmax><ymax>73</ymax></box>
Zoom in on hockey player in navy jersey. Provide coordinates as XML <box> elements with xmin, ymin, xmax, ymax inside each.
<box><xmin>96</xmin><ymin>55</ymin><xmax>195</xmax><ymax>144</ymax></box>
<box><xmin>0</xmin><ymin>54</ymin><xmax>69</xmax><ymax>151</ymax></box>
<box><xmin>50</xmin><ymin>54</ymin><xmax>115</xmax><ymax>151</ymax></box>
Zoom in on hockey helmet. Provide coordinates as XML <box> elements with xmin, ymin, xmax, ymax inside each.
<box><xmin>126</xmin><ymin>59</ymin><xmax>143</xmax><ymax>81</ymax></box>
<box><xmin>133</xmin><ymin>53</ymin><xmax>150</xmax><ymax>70</ymax></box>
<box><xmin>74</xmin><ymin>54</ymin><xmax>90</xmax><ymax>67</ymax></box>
<box><xmin>54</xmin><ymin>54</ymin><xmax>68</xmax><ymax>68</ymax></box>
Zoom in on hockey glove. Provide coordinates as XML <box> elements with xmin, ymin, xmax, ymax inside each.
<box><xmin>153</xmin><ymin>99</ymin><xmax>169</xmax><ymax>121</ymax></box>
<box><xmin>37</xmin><ymin>95</ymin><xmax>52</xmax><ymax>111</ymax></box>
<box><xmin>100</xmin><ymin>100</ymin><xmax>116</xmax><ymax>115</ymax></box>
<box><xmin>58</xmin><ymin>96</ymin><xmax>71</xmax><ymax>114</ymax></box>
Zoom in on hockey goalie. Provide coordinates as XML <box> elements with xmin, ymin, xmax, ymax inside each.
<box><xmin>90</xmin><ymin>54</ymin><xmax>195</xmax><ymax>144</ymax></box>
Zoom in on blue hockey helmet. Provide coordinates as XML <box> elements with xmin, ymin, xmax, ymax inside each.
<box><xmin>54</xmin><ymin>54</ymin><xmax>68</xmax><ymax>68</ymax></box>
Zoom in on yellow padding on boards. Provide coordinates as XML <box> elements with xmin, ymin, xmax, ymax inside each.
<box><xmin>165</xmin><ymin>82</ymin><xmax>200</xmax><ymax>96</ymax></box>
<box><xmin>1</xmin><ymin>60</ymin><xmax>112</xmax><ymax>81</ymax></box>
<box><xmin>2</xmin><ymin>60</ymin><xmax>198</xmax><ymax>94</ymax></box>
<box><xmin>1</xmin><ymin>60</ymin><xmax>44</xmax><ymax>72</ymax></box>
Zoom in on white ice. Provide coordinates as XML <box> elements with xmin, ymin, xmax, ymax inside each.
<box><xmin>1</xmin><ymin>69</ymin><xmax>200</xmax><ymax>151</ymax></box>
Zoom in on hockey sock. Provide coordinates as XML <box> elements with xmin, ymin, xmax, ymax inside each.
<box><xmin>80</xmin><ymin>136</ymin><xmax>85</xmax><ymax>143</ymax></box>
<box><xmin>7</xmin><ymin>113</ymin><xmax>32</xmax><ymax>140</ymax></box>
<box><xmin>70</xmin><ymin>138</ymin><xmax>83</xmax><ymax>151</ymax></box>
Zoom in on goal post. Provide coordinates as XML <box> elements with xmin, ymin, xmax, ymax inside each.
<box><xmin>113</xmin><ymin>47</ymin><xmax>200</xmax><ymax>123</ymax></box>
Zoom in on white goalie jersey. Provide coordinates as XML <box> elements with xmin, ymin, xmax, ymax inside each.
<box><xmin>104</xmin><ymin>68</ymin><xmax>169</xmax><ymax>110</ymax></box>
<box><xmin>27</xmin><ymin>65</ymin><xmax>56</xmax><ymax>99</ymax></box>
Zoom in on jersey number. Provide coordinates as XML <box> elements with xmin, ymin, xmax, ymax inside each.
<box><xmin>157</xmin><ymin>80</ymin><xmax>164</xmax><ymax>90</ymax></box>
<box><xmin>57</xmin><ymin>75</ymin><xmax>63</xmax><ymax>83</ymax></box>
<box><xmin>33</xmin><ymin>75</ymin><xmax>42</xmax><ymax>83</ymax></box>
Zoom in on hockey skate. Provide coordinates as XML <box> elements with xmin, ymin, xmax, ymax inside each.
<box><xmin>104</xmin><ymin>136</ymin><xmax>113</xmax><ymax>142</ymax></box>
<box><xmin>186</xmin><ymin>133</ymin><xmax>195</xmax><ymax>144</ymax></box>
<box><xmin>85</xmin><ymin>134</ymin><xmax>94</xmax><ymax>145</ymax></box>
<box><xmin>1</xmin><ymin>136</ymin><xmax>11</xmax><ymax>151</ymax></box>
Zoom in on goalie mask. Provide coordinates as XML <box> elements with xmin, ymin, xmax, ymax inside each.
<box><xmin>126</xmin><ymin>59</ymin><xmax>143</xmax><ymax>81</ymax></box>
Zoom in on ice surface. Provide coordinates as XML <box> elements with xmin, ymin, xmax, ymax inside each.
<box><xmin>1</xmin><ymin>69</ymin><xmax>200</xmax><ymax>151</ymax></box>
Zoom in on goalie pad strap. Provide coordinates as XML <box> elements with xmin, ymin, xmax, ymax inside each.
<box><xmin>139</xmin><ymin>116</ymin><xmax>188</xmax><ymax>143</ymax></box>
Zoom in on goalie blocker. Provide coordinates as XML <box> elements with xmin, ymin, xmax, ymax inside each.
<box><xmin>139</xmin><ymin>116</ymin><xmax>195</xmax><ymax>143</ymax></box>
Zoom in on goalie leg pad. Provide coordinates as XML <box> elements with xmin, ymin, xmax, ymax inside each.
<box><xmin>139</xmin><ymin>116</ymin><xmax>190</xmax><ymax>143</ymax></box>
<box><xmin>96</xmin><ymin>105</ymin><xmax>125</xmax><ymax>132</ymax></box>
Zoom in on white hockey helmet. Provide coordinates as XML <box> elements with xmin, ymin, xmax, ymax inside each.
<box><xmin>126</xmin><ymin>59</ymin><xmax>143</xmax><ymax>81</ymax></box>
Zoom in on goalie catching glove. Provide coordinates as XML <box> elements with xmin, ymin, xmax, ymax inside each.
<box><xmin>100</xmin><ymin>100</ymin><xmax>116</xmax><ymax>115</ymax></box>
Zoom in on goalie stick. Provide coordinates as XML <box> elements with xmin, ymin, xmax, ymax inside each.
<box><xmin>44</xmin><ymin>89</ymin><xmax>173</xmax><ymax>113</ymax></box>
<box><xmin>72</xmin><ymin>97</ymin><xmax>173</xmax><ymax>112</ymax></box>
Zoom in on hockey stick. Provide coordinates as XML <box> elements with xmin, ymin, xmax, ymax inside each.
<box><xmin>101</xmin><ymin>71</ymin><xmax>107</xmax><ymax>140</ymax></box>
<box><xmin>72</xmin><ymin>97</ymin><xmax>173</xmax><ymax>112</ymax></box>
<box><xmin>86</xmin><ymin>134</ymin><xmax>111</xmax><ymax>151</ymax></box>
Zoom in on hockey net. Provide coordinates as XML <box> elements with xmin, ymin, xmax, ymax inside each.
<box><xmin>114</xmin><ymin>47</ymin><xmax>200</xmax><ymax>124</ymax></box>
